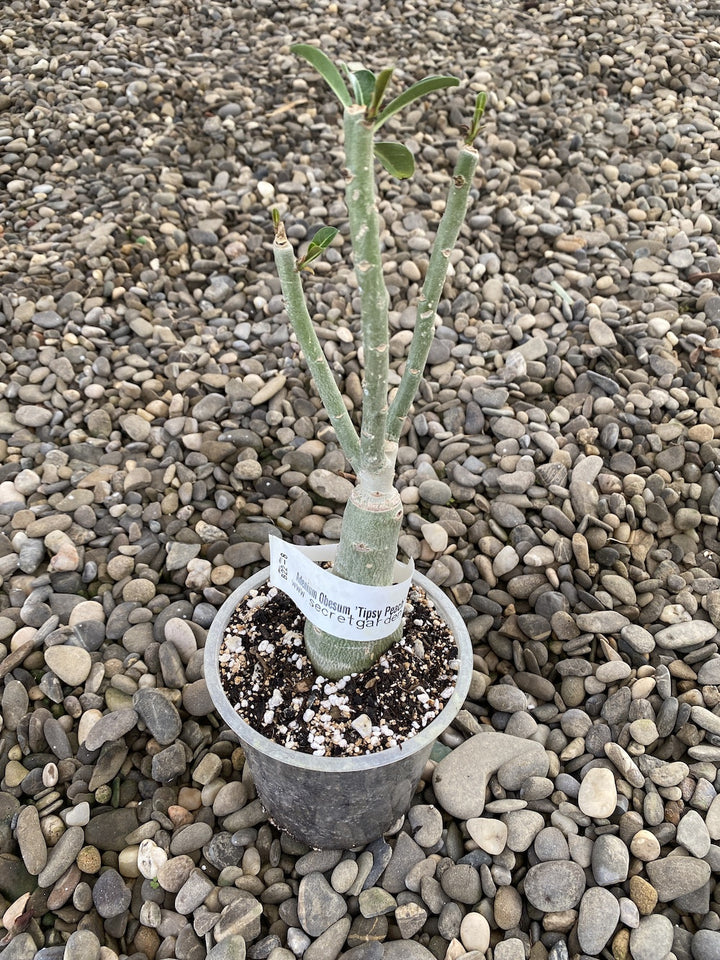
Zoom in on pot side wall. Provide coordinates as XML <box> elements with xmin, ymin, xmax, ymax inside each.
<box><xmin>205</xmin><ymin>566</ymin><xmax>472</xmax><ymax>850</ymax></box>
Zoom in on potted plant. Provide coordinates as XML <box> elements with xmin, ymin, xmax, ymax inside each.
<box><xmin>205</xmin><ymin>44</ymin><xmax>485</xmax><ymax>849</ymax></box>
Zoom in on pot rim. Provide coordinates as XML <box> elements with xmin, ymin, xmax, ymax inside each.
<box><xmin>204</xmin><ymin>565</ymin><xmax>473</xmax><ymax>774</ymax></box>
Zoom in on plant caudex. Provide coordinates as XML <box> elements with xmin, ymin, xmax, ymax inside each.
<box><xmin>272</xmin><ymin>44</ymin><xmax>485</xmax><ymax>679</ymax></box>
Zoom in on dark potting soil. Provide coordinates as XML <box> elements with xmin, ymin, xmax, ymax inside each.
<box><xmin>218</xmin><ymin>581</ymin><xmax>461</xmax><ymax>758</ymax></box>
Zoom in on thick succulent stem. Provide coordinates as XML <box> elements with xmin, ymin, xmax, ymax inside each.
<box><xmin>344</xmin><ymin>105</ymin><xmax>391</xmax><ymax>474</ymax></box>
<box><xmin>303</xmin><ymin>442</ymin><xmax>405</xmax><ymax>679</ymax></box>
<box><xmin>273</xmin><ymin>227</ymin><xmax>362</xmax><ymax>472</ymax></box>
<box><xmin>386</xmin><ymin>145</ymin><xmax>479</xmax><ymax>442</ymax></box>
<box><xmin>273</xmin><ymin>110</ymin><xmax>478</xmax><ymax>680</ymax></box>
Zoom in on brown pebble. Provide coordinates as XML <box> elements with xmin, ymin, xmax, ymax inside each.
<box><xmin>612</xmin><ymin>928</ymin><xmax>630</xmax><ymax>960</ymax></box>
<box><xmin>542</xmin><ymin>909</ymin><xmax>577</xmax><ymax>932</ymax></box>
<box><xmin>664</xmin><ymin>800</ymin><xmax>684</xmax><ymax>825</ymax></box>
<box><xmin>629</xmin><ymin>875</ymin><xmax>658</xmax><ymax>915</ymax></box>
<box><xmin>76</xmin><ymin>845</ymin><xmax>102</xmax><ymax>874</ymax></box>
<box><xmin>494</xmin><ymin>885</ymin><xmax>522</xmax><ymax>929</ymax></box>
<box><xmin>46</xmin><ymin>864</ymin><xmax>82</xmax><ymax>910</ymax></box>
<box><xmin>0</xmin><ymin>638</ymin><xmax>35</xmax><ymax>679</ymax></box>
<box><xmin>177</xmin><ymin>787</ymin><xmax>203</xmax><ymax>811</ymax></box>
<box><xmin>168</xmin><ymin>805</ymin><xmax>194</xmax><ymax>827</ymax></box>
<box><xmin>133</xmin><ymin>925</ymin><xmax>161</xmax><ymax>960</ymax></box>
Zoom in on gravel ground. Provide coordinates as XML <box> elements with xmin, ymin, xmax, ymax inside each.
<box><xmin>1</xmin><ymin>0</ymin><xmax>720</xmax><ymax>959</ymax></box>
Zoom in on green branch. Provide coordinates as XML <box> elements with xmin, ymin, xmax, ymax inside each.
<box><xmin>386</xmin><ymin>145</ymin><xmax>479</xmax><ymax>442</ymax></box>
<box><xmin>344</xmin><ymin>105</ymin><xmax>391</xmax><ymax>474</ymax></box>
<box><xmin>273</xmin><ymin>228</ymin><xmax>362</xmax><ymax>471</ymax></box>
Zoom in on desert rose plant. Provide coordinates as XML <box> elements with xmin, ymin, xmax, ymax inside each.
<box><xmin>273</xmin><ymin>45</ymin><xmax>484</xmax><ymax>679</ymax></box>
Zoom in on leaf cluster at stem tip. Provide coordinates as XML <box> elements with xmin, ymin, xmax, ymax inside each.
<box><xmin>291</xmin><ymin>43</ymin><xmax>463</xmax><ymax>180</ymax></box>
<box><xmin>281</xmin><ymin>44</ymin><xmax>487</xmax><ymax>270</ymax></box>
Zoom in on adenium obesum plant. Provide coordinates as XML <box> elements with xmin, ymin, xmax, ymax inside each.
<box><xmin>273</xmin><ymin>44</ymin><xmax>485</xmax><ymax>680</ymax></box>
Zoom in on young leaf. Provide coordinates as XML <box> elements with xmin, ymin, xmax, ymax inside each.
<box><xmin>350</xmin><ymin>69</ymin><xmax>376</xmax><ymax>106</ymax></box>
<box><xmin>367</xmin><ymin>67</ymin><xmax>394</xmax><ymax>120</ymax></box>
<box><xmin>374</xmin><ymin>142</ymin><xmax>415</xmax><ymax>179</ymax></box>
<box><xmin>473</xmin><ymin>91</ymin><xmax>487</xmax><ymax>130</ymax></box>
<box><xmin>297</xmin><ymin>225</ymin><xmax>339</xmax><ymax>269</ymax></box>
<box><xmin>308</xmin><ymin>225</ymin><xmax>338</xmax><ymax>248</ymax></box>
<box><xmin>373</xmin><ymin>75</ymin><xmax>459</xmax><ymax>129</ymax></box>
<box><xmin>291</xmin><ymin>44</ymin><xmax>352</xmax><ymax>107</ymax></box>
<box><xmin>465</xmin><ymin>91</ymin><xmax>487</xmax><ymax>144</ymax></box>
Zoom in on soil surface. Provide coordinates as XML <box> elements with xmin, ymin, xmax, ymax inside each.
<box><xmin>219</xmin><ymin>582</ymin><xmax>461</xmax><ymax>757</ymax></box>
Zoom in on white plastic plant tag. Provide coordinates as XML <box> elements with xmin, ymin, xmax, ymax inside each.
<box><xmin>269</xmin><ymin>537</ymin><xmax>414</xmax><ymax>642</ymax></box>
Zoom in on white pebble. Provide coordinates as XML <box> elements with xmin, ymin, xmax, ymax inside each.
<box><xmin>578</xmin><ymin>767</ymin><xmax>617</xmax><ymax>819</ymax></box>
<box><xmin>460</xmin><ymin>912</ymin><xmax>490</xmax><ymax>953</ymax></box>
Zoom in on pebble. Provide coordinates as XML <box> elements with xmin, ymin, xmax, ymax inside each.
<box><xmin>433</xmin><ymin>732</ymin><xmax>548</xmax><ymax>817</ymax></box>
<box><xmin>43</xmin><ymin>645</ymin><xmax>92</xmax><ymax>686</ymax></box>
<box><xmin>207</xmin><ymin>937</ymin><xmax>248</xmax><ymax>960</ymax></box>
<box><xmin>37</xmin><ymin>826</ymin><xmax>85</xmax><ymax>888</ymax></box>
<box><xmin>83</xmin><ymin>708</ymin><xmax>139</xmax><ymax>751</ymax></box>
<box><xmin>523</xmin><ymin>861</ymin><xmax>586</xmax><ymax>912</ymax></box>
<box><xmin>693</xmin><ymin>930</ymin><xmax>720</xmax><ymax>960</ymax></box>
<box><xmin>0</xmin><ymin>934</ymin><xmax>38</xmax><ymax>960</ymax></box>
<box><xmin>629</xmin><ymin>830</ymin><xmax>661</xmax><ymax>862</ymax></box>
<box><xmin>577</xmin><ymin>767</ymin><xmax>617</xmax><ymax>819</ymax></box>
<box><xmin>176</xmin><ymin>869</ymin><xmax>215</xmax><ymax>914</ymax></box>
<box><xmin>629</xmin><ymin>876</ymin><xmax>658</xmax><ymax>916</ymax></box>
<box><xmin>493</xmin><ymin>940</ymin><xmax>525</xmax><ymax>960</ymax></box>
<box><xmin>64</xmin><ymin>930</ymin><xmax>101</xmax><ymax>960</ymax></box>
<box><xmin>592</xmin><ymin>834</ymin><xmax>630</xmax><ymax>886</ymax></box>
<box><xmin>133</xmin><ymin>688</ymin><xmax>183</xmax><ymax>745</ymax></box>
<box><xmin>654</xmin><ymin>621</ymin><xmax>718</xmax><ymax>649</ymax></box>
<box><xmin>466</xmin><ymin>817</ymin><xmax>508</xmax><ymax>855</ymax></box>
<box><xmin>459</xmin><ymin>913</ymin><xmax>490</xmax><ymax>953</ymax></box>
<box><xmin>629</xmin><ymin>914</ymin><xmax>674</xmax><ymax>960</ymax></box>
<box><xmin>494</xmin><ymin>886</ymin><xmax>523</xmax><ymax>930</ymax></box>
<box><xmin>503</xmin><ymin>810</ymin><xmax>544</xmax><ymax>852</ymax></box>
<box><xmin>646</xmin><ymin>856</ymin><xmax>712</xmax><ymax>901</ymax></box>
<box><xmin>15</xmin><ymin>805</ymin><xmax>47</xmax><ymax>875</ymax></box>
<box><xmin>577</xmin><ymin>886</ymin><xmax>620</xmax><ymax>955</ymax></box>
<box><xmin>381</xmin><ymin>833</ymin><xmax>424</xmax><ymax>893</ymax></box>
<box><xmin>92</xmin><ymin>868</ymin><xmax>132</xmax><ymax>918</ymax></box>
<box><xmin>439</xmin><ymin>864</ymin><xmax>482</xmax><ymax>904</ymax></box>
<box><xmin>707</xmin><ymin>795</ymin><xmax>720</xmax><ymax>840</ymax></box>
<box><xmin>383</xmin><ymin>943</ymin><xmax>437</xmax><ymax>960</ymax></box>
<box><xmin>297</xmin><ymin>872</ymin><xmax>347</xmax><ymax>936</ymax></box>
<box><xmin>407</xmin><ymin>805</ymin><xmax>443</xmax><ymax>848</ymax></box>
<box><xmin>533</xmin><ymin>826</ymin><xmax>569</xmax><ymax>862</ymax></box>
<box><xmin>676</xmin><ymin>810</ymin><xmax>711</xmax><ymax>858</ymax></box>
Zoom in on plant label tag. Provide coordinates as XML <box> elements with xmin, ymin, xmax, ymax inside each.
<box><xmin>269</xmin><ymin>538</ymin><xmax>414</xmax><ymax>642</ymax></box>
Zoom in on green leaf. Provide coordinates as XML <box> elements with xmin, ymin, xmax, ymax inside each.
<box><xmin>297</xmin><ymin>225</ymin><xmax>339</xmax><ymax>269</ymax></box>
<box><xmin>308</xmin><ymin>225</ymin><xmax>338</xmax><ymax>249</ymax></box>
<box><xmin>473</xmin><ymin>91</ymin><xmax>487</xmax><ymax>130</ymax></box>
<box><xmin>466</xmin><ymin>91</ymin><xmax>487</xmax><ymax>144</ymax></box>
<box><xmin>291</xmin><ymin>44</ymin><xmax>352</xmax><ymax>107</ymax></box>
<box><xmin>367</xmin><ymin>68</ymin><xmax>394</xmax><ymax>119</ymax></box>
<box><xmin>374</xmin><ymin>141</ymin><xmax>415</xmax><ymax>179</ymax></box>
<box><xmin>373</xmin><ymin>75</ymin><xmax>459</xmax><ymax>129</ymax></box>
<box><xmin>350</xmin><ymin>69</ymin><xmax>376</xmax><ymax>106</ymax></box>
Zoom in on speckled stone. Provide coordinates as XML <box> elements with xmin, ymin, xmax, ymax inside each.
<box><xmin>523</xmin><ymin>861</ymin><xmax>586</xmax><ymax>912</ymax></box>
<box><xmin>577</xmin><ymin>886</ymin><xmax>620</xmax><ymax>955</ymax></box>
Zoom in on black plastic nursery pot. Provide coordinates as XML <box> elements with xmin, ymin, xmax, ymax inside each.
<box><xmin>204</xmin><ymin>565</ymin><xmax>473</xmax><ymax>850</ymax></box>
